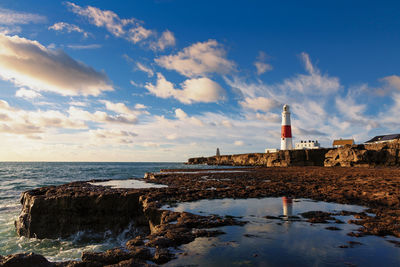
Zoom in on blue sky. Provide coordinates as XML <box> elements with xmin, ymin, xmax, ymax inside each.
<box><xmin>0</xmin><ymin>0</ymin><xmax>399</xmax><ymax>161</ymax></box>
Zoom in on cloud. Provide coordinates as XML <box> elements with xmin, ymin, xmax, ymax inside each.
<box><xmin>151</xmin><ymin>30</ymin><xmax>176</xmax><ymax>50</ymax></box>
<box><xmin>293</xmin><ymin>126</ymin><xmax>327</xmax><ymax>136</ymax></box>
<box><xmin>67</xmin><ymin>44</ymin><xmax>101</xmax><ymax>49</ymax></box>
<box><xmin>15</xmin><ymin>88</ymin><xmax>42</xmax><ymax>99</ymax></box>
<box><xmin>254</xmin><ymin>51</ymin><xmax>272</xmax><ymax>75</ymax></box>
<box><xmin>0</xmin><ymin>8</ymin><xmax>46</xmax><ymax>25</ymax></box>
<box><xmin>234</xmin><ymin>140</ymin><xmax>244</xmax><ymax>146</ymax></box>
<box><xmin>254</xmin><ymin>112</ymin><xmax>280</xmax><ymax>123</ymax></box>
<box><xmin>68</xmin><ymin>106</ymin><xmax>138</xmax><ymax>125</ymax></box>
<box><xmin>239</xmin><ymin>97</ymin><xmax>280</xmax><ymax>112</ymax></box>
<box><xmin>136</xmin><ymin>62</ymin><xmax>154</xmax><ymax>77</ymax></box>
<box><xmin>134</xmin><ymin>104</ymin><xmax>147</xmax><ymax>109</ymax></box>
<box><xmin>381</xmin><ymin>75</ymin><xmax>400</xmax><ymax>91</ymax></box>
<box><xmin>49</xmin><ymin>22</ymin><xmax>90</xmax><ymax>38</ymax></box>
<box><xmin>0</xmin><ymin>26</ymin><xmax>21</xmax><ymax>35</ymax></box>
<box><xmin>155</xmin><ymin>40</ymin><xmax>235</xmax><ymax>77</ymax></box>
<box><xmin>278</xmin><ymin>53</ymin><xmax>340</xmax><ymax>95</ymax></box>
<box><xmin>66</xmin><ymin>2</ymin><xmax>154</xmax><ymax>44</ymax></box>
<box><xmin>100</xmin><ymin>100</ymin><xmax>148</xmax><ymax>116</ymax></box>
<box><xmin>335</xmin><ymin>96</ymin><xmax>378</xmax><ymax>129</ymax></box>
<box><xmin>0</xmin><ymin>99</ymin><xmax>88</xmax><ymax>138</ymax></box>
<box><xmin>65</xmin><ymin>2</ymin><xmax>177</xmax><ymax>50</ymax></box>
<box><xmin>145</xmin><ymin>73</ymin><xmax>226</xmax><ymax>104</ymax></box>
<box><xmin>0</xmin><ymin>33</ymin><xmax>112</xmax><ymax>96</ymax></box>
<box><xmin>69</xmin><ymin>101</ymin><xmax>87</xmax><ymax>107</ymax></box>
<box><xmin>89</xmin><ymin>129</ymin><xmax>137</xmax><ymax>144</ymax></box>
<box><xmin>175</xmin><ymin>108</ymin><xmax>204</xmax><ymax>126</ymax></box>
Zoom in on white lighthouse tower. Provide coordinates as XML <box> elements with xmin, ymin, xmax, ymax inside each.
<box><xmin>280</xmin><ymin>104</ymin><xmax>293</xmax><ymax>150</ymax></box>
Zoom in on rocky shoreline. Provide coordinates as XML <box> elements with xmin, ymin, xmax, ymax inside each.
<box><xmin>2</xmin><ymin>167</ymin><xmax>400</xmax><ymax>266</ymax></box>
<box><xmin>187</xmin><ymin>140</ymin><xmax>400</xmax><ymax>167</ymax></box>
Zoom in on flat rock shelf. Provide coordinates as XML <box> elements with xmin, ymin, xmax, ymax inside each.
<box><xmin>3</xmin><ymin>167</ymin><xmax>400</xmax><ymax>266</ymax></box>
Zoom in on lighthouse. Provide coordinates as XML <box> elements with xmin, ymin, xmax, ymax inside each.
<box><xmin>281</xmin><ymin>104</ymin><xmax>293</xmax><ymax>150</ymax></box>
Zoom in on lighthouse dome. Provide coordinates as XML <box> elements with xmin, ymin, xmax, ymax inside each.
<box><xmin>283</xmin><ymin>104</ymin><xmax>290</xmax><ymax>112</ymax></box>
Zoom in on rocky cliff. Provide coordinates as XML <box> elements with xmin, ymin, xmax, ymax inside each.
<box><xmin>188</xmin><ymin>140</ymin><xmax>400</xmax><ymax>167</ymax></box>
<box><xmin>188</xmin><ymin>149</ymin><xmax>330</xmax><ymax>167</ymax></box>
<box><xmin>324</xmin><ymin>140</ymin><xmax>400</xmax><ymax>167</ymax></box>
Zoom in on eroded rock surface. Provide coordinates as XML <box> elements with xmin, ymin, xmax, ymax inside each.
<box><xmin>188</xmin><ymin>140</ymin><xmax>400</xmax><ymax>167</ymax></box>
<box><xmin>7</xmin><ymin>166</ymin><xmax>400</xmax><ymax>266</ymax></box>
<box><xmin>188</xmin><ymin>149</ymin><xmax>330</xmax><ymax>167</ymax></box>
<box><xmin>324</xmin><ymin>141</ymin><xmax>400</xmax><ymax>167</ymax></box>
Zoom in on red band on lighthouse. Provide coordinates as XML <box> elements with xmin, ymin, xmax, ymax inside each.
<box><xmin>281</xmin><ymin>125</ymin><xmax>292</xmax><ymax>138</ymax></box>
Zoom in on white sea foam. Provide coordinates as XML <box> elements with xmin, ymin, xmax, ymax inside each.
<box><xmin>90</xmin><ymin>179</ymin><xmax>167</xmax><ymax>189</ymax></box>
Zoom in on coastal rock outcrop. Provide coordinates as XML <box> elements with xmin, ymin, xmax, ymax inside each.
<box><xmin>324</xmin><ymin>141</ymin><xmax>400</xmax><ymax>167</ymax></box>
<box><xmin>188</xmin><ymin>140</ymin><xmax>400</xmax><ymax>167</ymax></box>
<box><xmin>15</xmin><ymin>181</ymin><xmax>151</xmax><ymax>239</ymax></box>
<box><xmin>188</xmin><ymin>149</ymin><xmax>330</xmax><ymax>167</ymax></box>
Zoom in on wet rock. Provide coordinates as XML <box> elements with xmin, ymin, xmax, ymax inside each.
<box><xmin>325</xmin><ymin>226</ymin><xmax>342</xmax><ymax>231</ymax></box>
<box><xmin>126</xmin><ymin>236</ymin><xmax>144</xmax><ymax>248</ymax></box>
<box><xmin>153</xmin><ymin>248</ymin><xmax>174</xmax><ymax>264</ymax></box>
<box><xmin>0</xmin><ymin>252</ymin><xmax>53</xmax><ymax>267</ymax></box>
<box><xmin>105</xmin><ymin>258</ymin><xmax>154</xmax><ymax>267</ymax></box>
<box><xmin>347</xmin><ymin>241</ymin><xmax>363</xmax><ymax>247</ymax></box>
<box><xmin>15</xmin><ymin>182</ymin><xmax>151</xmax><ymax>239</ymax></box>
<box><xmin>300</xmin><ymin>211</ymin><xmax>336</xmax><ymax>223</ymax></box>
<box><xmin>81</xmin><ymin>248</ymin><xmax>133</xmax><ymax>266</ymax></box>
<box><xmin>388</xmin><ymin>240</ymin><xmax>400</xmax><ymax>247</ymax></box>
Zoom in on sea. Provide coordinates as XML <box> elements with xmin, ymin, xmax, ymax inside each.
<box><xmin>0</xmin><ymin>162</ymin><xmax>221</xmax><ymax>262</ymax></box>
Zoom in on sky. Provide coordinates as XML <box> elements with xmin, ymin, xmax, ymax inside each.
<box><xmin>0</xmin><ymin>0</ymin><xmax>399</xmax><ymax>162</ymax></box>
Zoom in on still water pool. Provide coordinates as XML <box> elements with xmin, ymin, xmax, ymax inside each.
<box><xmin>163</xmin><ymin>197</ymin><xmax>400</xmax><ymax>267</ymax></box>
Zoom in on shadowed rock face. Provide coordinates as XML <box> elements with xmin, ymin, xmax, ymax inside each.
<box><xmin>15</xmin><ymin>181</ymin><xmax>151</xmax><ymax>239</ymax></box>
<box><xmin>0</xmin><ymin>253</ymin><xmax>52</xmax><ymax>267</ymax></box>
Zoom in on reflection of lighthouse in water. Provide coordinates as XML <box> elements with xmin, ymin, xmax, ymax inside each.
<box><xmin>282</xmin><ymin>197</ymin><xmax>293</xmax><ymax>220</ymax></box>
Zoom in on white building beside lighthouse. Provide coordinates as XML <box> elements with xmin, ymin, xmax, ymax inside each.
<box><xmin>281</xmin><ymin>104</ymin><xmax>293</xmax><ymax>150</ymax></box>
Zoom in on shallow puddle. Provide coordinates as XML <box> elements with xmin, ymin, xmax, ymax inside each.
<box><xmin>90</xmin><ymin>179</ymin><xmax>167</xmax><ymax>189</ymax></box>
<box><xmin>163</xmin><ymin>197</ymin><xmax>400</xmax><ymax>266</ymax></box>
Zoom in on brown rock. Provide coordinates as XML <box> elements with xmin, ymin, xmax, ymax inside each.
<box><xmin>0</xmin><ymin>252</ymin><xmax>53</xmax><ymax>267</ymax></box>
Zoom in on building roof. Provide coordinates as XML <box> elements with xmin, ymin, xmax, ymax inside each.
<box><xmin>365</xmin><ymin>134</ymin><xmax>400</xmax><ymax>143</ymax></box>
<box><xmin>332</xmin><ymin>139</ymin><xmax>354</xmax><ymax>146</ymax></box>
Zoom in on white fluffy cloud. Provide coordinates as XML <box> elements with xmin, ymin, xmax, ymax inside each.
<box><xmin>0</xmin><ymin>33</ymin><xmax>112</xmax><ymax>96</ymax></box>
<box><xmin>136</xmin><ymin>62</ymin><xmax>154</xmax><ymax>77</ymax></box>
<box><xmin>100</xmin><ymin>100</ymin><xmax>147</xmax><ymax>116</ymax></box>
<box><xmin>0</xmin><ymin>99</ymin><xmax>86</xmax><ymax>138</ymax></box>
<box><xmin>155</xmin><ymin>40</ymin><xmax>235</xmax><ymax>77</ymax></box>
<box><xmin>68</xmin><ymin>106</ymin><xmax>138</xmax><ymax>125</ymax></box>
<box><xmin>0</xmin><ymin>8</ymin><xmax>46</xmax><ymax>25</ymax></box>
<box><xmin>278</xmin><ymin>53</ymin><xmax>340</xmax><ymax>95</ymax></box>
<box><xmin>175</xmin><ymin>108</ymin><xmax>204</xmax><ymax>126</ymax></box>
<box><xmin>49</xmin><ymin>22</ymin><xmax>89</xmax><ymax>38</ymax></box>
<box><xmin>234</xmin><ymin>140</ymin><xmax>244</xmax><ymax>146</ymax></box>
<box><xmin>151</xmin><ymin>30</ymin><xmax>176</xmax><ymax>50</ymax></box>
<box><xmin>66</xmin><ymin>2</ymin><xmax>174</xmax><ymax>49</ymax></box>
<box><xmin>145</xmin><ymin>73</ymin><xmax>226</xmax><ymax>104</ymax></box>
<box><xmin>239</xmin><ymin>97</ymin><xmax>280</xmax><ymax>112</ymax></box>
<box><xmin>381</xmin><ymin>75</ymin><xmax>400</xmax><ymax>91</ymax></box>
<box><xmin>15</xmin><ymin>88</ymin><xmax>42</xmax><ymax>99</ymax></box>
<box><xmin>254</xmin><ymin>51</ymin><xmax>272</xmax><ymax>75</ymax></box>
